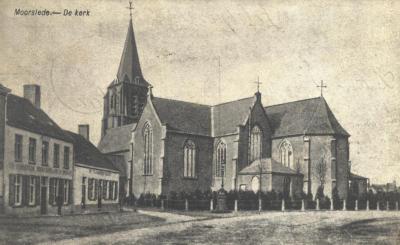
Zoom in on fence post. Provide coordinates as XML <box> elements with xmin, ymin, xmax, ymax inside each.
<box><xmin>185</xmin><ymin>199</ymin><xmax>189</xmax><ymax>211</ymax></box>
<box><xmin>281</xmin><ymin>199</ymin><xmax>285</xmax><ymax>212</ymax></box>
<box><xmin>301</xmin><ymin>199</ymin><xmax>305</xmax><ymax>212</ymax></box>
<box><xmin>234</xmin><ymin>199</ymin><xmax>238</xmax><ymax>212</ymax></box>
<box><xmin>355</xmin><ymin>200</ymin><xmax>358</xmax><ymax>211</ymax></box>
<box><xmin>161</xmin><ymin>199</ymin><xmax>164</xmax><ymax>211</ymax></box>
<box><xmin>366</xmin><ymin>200</ymin><xmax>370</xmax><ymax>211</ymax></box>
<box><xmin>210</xmin><ymin>199</ymin><xmax>213</xmax><ymax>211</ymax></box>
<box><xmin>330</xmin><ymin>199</ymin><xmax>334</xmax><ymax>211</ymax></box>
<box><xmin>386</xmin><ymin>201</ymin><xmax>389</xmax><ymax>211</ymax></box>
<box><xmin>342</xmin><ymin>199</ymin><xmax>346</xmax><ymax>211</ymax></box>
<box><xmin>316</xmin><ymin>199</ymin><xmax>320</xmax><ymax>211</ymax></box>
<box><xmin>377</xmin><ymin>201</ymin><xmax>380</xmax><ymax>211</ymax></box>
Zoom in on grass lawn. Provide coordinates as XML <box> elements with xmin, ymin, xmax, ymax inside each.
<box><xmin>0</xmin><ymin>211</ymin><xmax>164</xmax><ymax>245</ymax></box>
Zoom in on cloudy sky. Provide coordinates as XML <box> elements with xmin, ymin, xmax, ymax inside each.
<box><xmin>1</xmin><ymin>0</ymin><xmax>399</xmax><ymax>184</ymax></box>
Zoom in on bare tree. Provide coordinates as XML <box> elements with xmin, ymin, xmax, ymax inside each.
<box><xmin>314</xmin><ymin>155</ymin><xmax>327</xmax><ymax>189</ymax></box>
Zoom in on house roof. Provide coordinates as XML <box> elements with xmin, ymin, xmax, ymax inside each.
<box><xmin>106</xmin><ymin>154</ymin><xmax>127</xmax><ymax>177</ymax></box>
<box><xmin>64</xmin><ymin>131</ymin><xmax>119</xmax><ymax>172</ymax></box>
<box><xmin>6</xmin><ymin>94</ymin><xmax>72</xmax><ymax>142</ymax></box>
<box><xmin>98</xmin><ymin>124</ymin><xmax>134</xmax><ymax>153</ymax></box>
<box><xmin>264</xmin><ymin>97</ymin><xmax>350</xmax><ymax>138</ymax></box>
<box><xmin>152</xmin><ymin>97</ymin><xmax>211</xmax><ymax>135</ymax></box>
<box><xmin>350</xmin><ymin>172</ymin><xmax>368</xmax><ymax>180</ymax></box>
<box><xmin>239</xmin><ymin>158</ymin><xmax>301</xmax><ymax>175</ymax></box>
<box><xmin>212</xmin><ymin>97</ymin><xmax>255</xmax><ymax>137</ymax></box>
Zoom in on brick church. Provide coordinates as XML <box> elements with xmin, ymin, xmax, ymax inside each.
<box><xmin>98</xmin><ymin>17</ymin><xmax>351</xmax><ymax>200</ymax></box>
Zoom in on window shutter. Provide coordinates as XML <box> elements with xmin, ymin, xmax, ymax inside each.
<box><xmin>21</xmin><ymin>175</ymin><xmax>28</xmax><ymax>206</ymax></box>
<box><xmin>9</xmin><ymin>175</ymin><xmax>15</xmax><ymax>206</ymax></box>
<box><xmin>49</xmin><ymin>178</ymin><xmax>54</xmax><ymax>205</ymax></box>
<box><xmin>94</xmin><ymin>180</ymin><xmax>98</xmax><ymax>200</ymax></box>
<box><xmin>35</xmin><ymin>177</ymin><xmax>40</xmax><ymax>206</ymax></box>
<box><xmin>68</xmin><ymin>180</ymin><xmax>73</xmax><ymax>205</ymax></box>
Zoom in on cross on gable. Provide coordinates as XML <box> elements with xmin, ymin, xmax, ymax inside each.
<box><xmin>127</xmin><ymin>1</ymin><xmax>134</xmax><ymax>18</ymax></box>
<box><xmin>317</xmin><ymin>80</ymin><xmax>327</xmax><ymax>97</ymax></box>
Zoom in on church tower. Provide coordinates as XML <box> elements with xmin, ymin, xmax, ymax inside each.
<box><xmin>101</xmin><ymin>17</ymin><xmax>150</xmax><ymax>137</ymax></box>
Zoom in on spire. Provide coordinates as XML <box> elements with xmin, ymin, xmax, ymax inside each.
<box><xmin>116</xmin><ymin>18</ymin><xmax>145</xmax><ymax>84</ymax></box>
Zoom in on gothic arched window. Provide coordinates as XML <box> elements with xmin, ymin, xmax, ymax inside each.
<box><xmin>183</xmin><ymin>140</ymin><xmax>196</xmax><ymax>178</ymax></box>
<box><xmin>279</xmin><ymin>140</ymin><xmax>293</xmax><ymax>168</ymax></box>
<box><xmin>250</xmin><ymin>125</ymin><xmax>262</xmax><ymax>162</ymax></box>
<box><xmin>215</xmin><ymin>141</ymin><xmax>226</xmax><ymax>177</ymax></box>
<box><xmin>143</xmin><ymin>122</ymin><xmax>153</xmax><ymax>175</ymax></box>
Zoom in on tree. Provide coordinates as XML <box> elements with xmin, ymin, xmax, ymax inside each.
<box><xmin>314</xmin><ymin>155</ymin><xmax>327</xmax><ymax>196</ymax></box>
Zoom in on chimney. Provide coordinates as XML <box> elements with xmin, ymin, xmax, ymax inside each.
<box><xmin>78</xmin><ymin>124</ymin><xmax>90</xmax><ymax>141</ymax></box>
<box><xmin>23</xmin><ymin>84</ymin><xmax>41</xmax><ymax>109</ymax></box>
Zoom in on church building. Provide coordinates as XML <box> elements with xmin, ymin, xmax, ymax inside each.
<box><xmin>99</xmin><ymin>17</ymin><xmax>351</xmax><ymax>200</ymax></box>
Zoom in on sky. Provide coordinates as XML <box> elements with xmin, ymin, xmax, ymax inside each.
<box><xmin>0</xmin><ymin>0</ymin><xmax>399</xmax><ymax>184</ymax></box>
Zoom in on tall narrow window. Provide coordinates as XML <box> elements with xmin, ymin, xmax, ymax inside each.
<box><xmin>88</xmin><ymin>178</ymin><xmax>94</xmax><ymax>200</ymax></box>
<box><xmin>14</xmin><ymin>134</ymin><xmax>23</xmax><ymax>162</ymax></box>
<box><xmin>279</xmin><ymin>140</ymin><xmax>293</xmax><ymax>168</ymax></box>
<box><xmin>63</xmin><ymin>180</ymin><xmax>69</xmax><ymax>204</ymax></box>
<box><xmin>215</xmin><ymin>141</ymin><xmax>227</xmax><ymax>177</ymax></box>
<box><xmin>63</xmin><ymin>146</ymin><xmax>70</xmax><ymax>169</ymax></box>
<box><xmin>15</xmin><ymin>175</ymin><xmax>22</xmax><ymax>206</ymax></box>
<box><xmin>42</xmin><ymin>141</ymin><xmax>49</xmax><ymax>166</ymax></box>
<box><xmin>29</xmin><ymin>176</ymin><xmax>35</xmax><ymax>205</ymax></box>
<box><xmin>143</xmin><ymin>123</ymin><xmax>153</xmax><ymax>175</ymax></box>
<box><xmin>183</xmin><ymin>140</ymin><xmax>196</xmax><ymax>178</ymax></box>
<box><xmin>28</xmin><ymin>138</ymin><xmax>36</xmax><ymax>164</ymax></box>
<box><xmin>249</xmin><ymin>125</ymin><xmax>262</xmax><ymax>162</ymax></box>
<box><xmin>53</xmin><ymin>144</ymin><xmax>60</xmax><ymax>168</ymax></box>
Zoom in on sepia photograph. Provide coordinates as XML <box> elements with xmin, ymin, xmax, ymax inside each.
<box><xmin>0</xmin><ymin>0</ymin><xmax>399</xmax><ymax>244</ymax></box>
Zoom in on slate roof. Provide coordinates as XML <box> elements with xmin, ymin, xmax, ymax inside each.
<box><xmin>98</xmin><ymin>124</ymin><xmax>134</xmax><ymax>153</ymax></box>
<box><xmin>264</xmin><ymin>97</ymin><xmax>350</xmax><ymax>138</ymax></box>
<box><xmin>212</xmin><ymin>97</ymin><xmax>255</xmax><ymax>136</ymax></box>
<box><xmin>239</xmin><ymin>158</ymin><xmax>301</xmax><ymax>175</ymax></box>
<box><xmin>152</xmin><ymin>97</ymin><xmax>211</xmax><ymax>135</ymax></box>
<box><xmin>6</xmin><ymin>94</ymin><xmax>72</xmax><ymax>142</ymax></box>
<box><xmin>106</xmin><ymin>154</ymin><xmax>127</xmax><ymax>177</ymax></box>
<box><xmin>65</xmin><ymin>131</ymin><xmax>119</xmax><ymax>172</ymax></box>
<box><xmin>115</xmin><ymin>19</ymin><xmax>149</xmax><ymax>87</ymax></box>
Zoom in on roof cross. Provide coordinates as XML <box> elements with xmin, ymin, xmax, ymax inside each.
<box><xmin>317</xmin><ymin>80</ymin><xmax>327</xmax><ymax>97</ymax></box>
<box><xmin>254</xmin><ymin>76</ymin><xmax>262</xmax><ymax>93</ymax></box>
<box><xmin>127</xmin><ymin>1</ymin><xmax>134</xmax><ymax>19</ymax></box>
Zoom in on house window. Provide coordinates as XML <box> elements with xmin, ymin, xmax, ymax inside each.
<box><xmin>183</xmin><ymin>140</ymin><xmax>196</xmax><ymax>178</ymax></box>
<box><xmin>63</xmin><ymin>180</ymin><xmax>69</xmax><ymax>204</ymax></box>
<box><xmin>14</xmin><ymin>134</ymin><xmax>23</xmax><ymax>162</ymax></box>
<box><xmin>143</xmin><ymin>123</ymin><xmax>153</xmax><ymax>175</ymax></box>
<box><xmin>279</xmin><ymin>140</ymin><xmax>293</xmax><ymax>168</ymax></box>
<box><xmin>114</xmin><ymin>182</ymin><xmax>118</xmax><ymax>200</ymax></box>
<box><xmin>63</xmin><ymin>146</ymin><xmax>70</xmax><ymax>169</ymax></box>
<box><xmin>250</xmin><ymin>125</ymin><xmax>262</xmax><ymax>162</ymax></box>
<box><xmin>49</xmin><ymin>178</ymin><xmax>60</xmax><ymax>205</ymax></box>
<box><xmin>28</xmin><ymin>138</ymin><xmax>36</xmax><ymax>164</ymax></box>
<box><xmin>42</xmin><ymin>141</ymin><xmax>49</xmax><ymax>166</ymax></box>
<box><xmin>14</xmin><ymin>175</ymin><xmax>22</xmax><ymax>206</ymax></box>
<box><xmin>215</xmin><ymin>141</ymin><xmax>226</xmax><ymax>177</ymax></box>
<box><xmin>82</xmin><ymin>177</ymin><xmax>86</xmax><ymax>204</ymax></box>
<box><xmin>29</xmin><ymin>176</ymin><xmax>35</xmax><ymax>205</ymax></box>
<box><xmin>53</xmin><ymin>144</ymin><xmax>60</xmax><ymax>168</ymax></box>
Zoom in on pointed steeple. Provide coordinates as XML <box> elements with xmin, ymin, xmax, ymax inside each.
<box><xmin>116</xmin><ymin>18</ymin><xmax>146</xmax><ymax>85</ymax></box>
